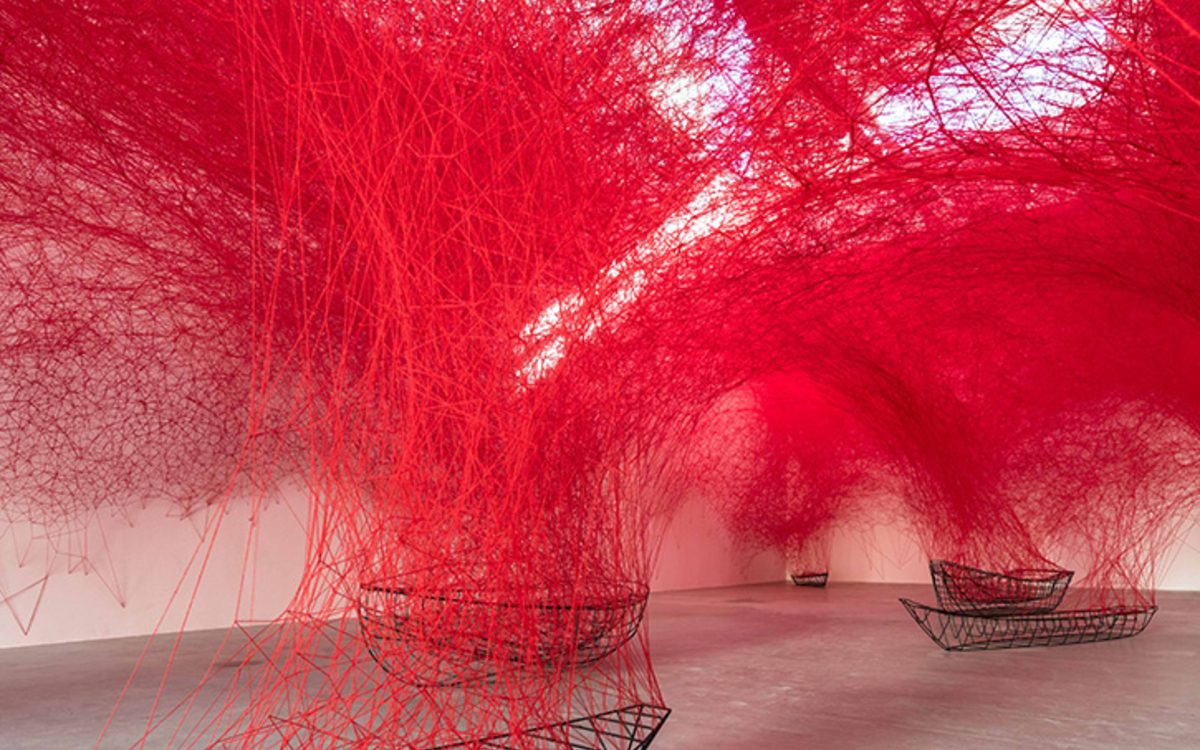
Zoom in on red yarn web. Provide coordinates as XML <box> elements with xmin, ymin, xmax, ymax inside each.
<box><xmin>1</xmin><ymin>0</ymin><xmax>1200</xmax><ymax>746</ymax></box>
<box><xmin>643</xmin><ymin>0</ymin><xmax>1200</xmax><ymax>606</ymax></box>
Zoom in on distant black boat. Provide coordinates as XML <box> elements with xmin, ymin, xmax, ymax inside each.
<box><xmin>789</xmin><ymin>571</ymin><xmax>829</xmax><ymax>587</ymax></box>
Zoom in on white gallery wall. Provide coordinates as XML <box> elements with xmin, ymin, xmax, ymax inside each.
<box><xmin>826</xmin><ymin>518</ymin><xmax>1200</xmax><ymax>589</ymax></box>
<box><xmin>0</xmin><ymin>491</ymin><xmax>308</xmax><ymax>648</ymax></box>
<box><xmin>3</xmin><ymin>485</ymin><xmax>1198</xmax><ymax>648</ymax></box>
<box><xmin>0</xmin><ymin>489</ymin><xmax>783</xmax><ymax>648</ymax></box>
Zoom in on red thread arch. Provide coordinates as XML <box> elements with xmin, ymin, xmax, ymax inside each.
<box><xmin>0</xmin><ymin>0</ymin><xmax>1199</xmax><ymax>746</ymax></box>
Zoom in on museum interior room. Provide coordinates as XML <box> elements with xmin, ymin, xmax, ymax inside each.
<box><xmin>2</xmin><ymin>0</ymin><xmax>1200</xmax><ymax>748</ymax></box>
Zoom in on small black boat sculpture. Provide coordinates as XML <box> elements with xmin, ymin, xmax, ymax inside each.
<box><xmin>900</xmin><ymin>598</ymin><xmax>1158</xmax><ymax>651</ymax></box>
<box><xmin>930</xmin><ymin>559</ymin><xmax>1072</xmax><ymax>616</ymax></box>
<box><xmin>358</xmin><ymin>579</ymin><xmax>648</xmax><ymax>686</ymax></box>
<box><xmin>789</xmin><ymin>571</ymin><xmax>829</xmax><ymax>587</ymax></box>
<box><xmin>902</xmin><ymin>560</ymin><xmax>1156</xmax><ymax>650</ymax></box>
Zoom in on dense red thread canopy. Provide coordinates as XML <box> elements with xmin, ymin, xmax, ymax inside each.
<box><xmin>2</xmin><ymin>0</ymin><xmax>730</xmax><ymax>746</ymax></box>
<box><xmin>2</xmin><ymin>0</ymin><xmax>1200</xmax><ymax>746</ymax></box>
<box><xmin>608</xmin><ymin>0</ymin><xmax>1200</xmax><ymax>604</ymax></box>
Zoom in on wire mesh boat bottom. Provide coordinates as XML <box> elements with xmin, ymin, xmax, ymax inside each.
<box><xmin>900</xmin><ymin>599</ymin><xmax>1158</xmax><ymax>651</ymax></box>
<box><xmin>789</xmin><ymin>572</ymin><xmax>829</xmax><ymax>588</ymax></box>
<box><xmin>429</xmin><ymin>703</ymin><xmax>671</xmax><ymax>750</ymax></box>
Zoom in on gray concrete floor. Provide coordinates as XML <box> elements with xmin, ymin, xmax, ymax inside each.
<box><xmin>649</xmin><ymin>583</ymin><xmax>1200</xmax><ymax>749</ymax></box>
<box><xmin>1</xmin><ymin>582</ymin><xmax>1197</xmax><ymax>749</ymax></box>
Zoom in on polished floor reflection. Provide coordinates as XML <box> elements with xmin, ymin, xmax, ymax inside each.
<box><xmin>1</xmin><ymin>582</ymin><xmax>1197</xmax><ymax>749</ymax></box>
